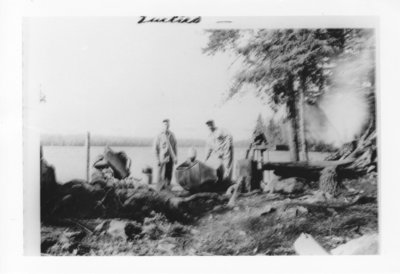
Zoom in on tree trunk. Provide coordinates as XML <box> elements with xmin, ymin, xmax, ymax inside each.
<box><xmin>286</xmin><ymin>116</ymin><xmax>299</xmax><ymax>162</ymax></box>
<box><xmin>286</xmin><ymin>77</ymin><xmax>308</xmax><ymax>162</ymax></box>
<box><xmin>297</xmin><ymin>84</ymin><xmax>308</xmax><ymax>161</ymax></box>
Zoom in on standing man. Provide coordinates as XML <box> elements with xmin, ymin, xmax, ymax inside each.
<box><xmin>204</xmin><ymin>120</ymin><xmax>234</xmax><ymax>185</ymax></box>
<box><xmin>154</xmin><ymin>119</ymin><xmax>178</xmax><ymax>191</ymax></box>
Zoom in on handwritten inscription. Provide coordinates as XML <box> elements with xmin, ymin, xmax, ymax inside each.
<box><xmin>138</xmin><ymin>16</ymin><xmax>201</xmax><ymax>24</ymax></box>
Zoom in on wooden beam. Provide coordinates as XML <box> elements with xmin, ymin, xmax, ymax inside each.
<box><xmin>262</xmin><ymin>159</ymin><xmax>354</xmax><ymax>171</ymax></box>
<box><xmin>260</xmin><ymin>159</ymin><xmax>355</xmax><ymax>180</ymax></box>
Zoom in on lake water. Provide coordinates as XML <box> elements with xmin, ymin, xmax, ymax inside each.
<box><xmin>42</xmin><ymin>146</ymin><xmax>328</xmax><ymax>183</ymax></box>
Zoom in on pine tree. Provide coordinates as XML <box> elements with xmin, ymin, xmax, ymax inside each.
<box><xmin>203</xmin><ymin>29</ymin><xmax>349</xmax><ymax>161</ymax></box>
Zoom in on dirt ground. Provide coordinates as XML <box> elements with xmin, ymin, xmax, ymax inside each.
<box><xmin>41</xmin><ymin>173</ymin><xmax>378</xmax><ymax>256</ymax></box>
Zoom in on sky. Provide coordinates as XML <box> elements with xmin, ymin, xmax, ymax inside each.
<box><xmin>23</xmin><ymin>17</ymin><xmax>273</xmax><ymax>141</ymax></box>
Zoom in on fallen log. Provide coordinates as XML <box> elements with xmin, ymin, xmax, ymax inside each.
<box><xmin>262</xmin><ymin>159</ymin><xmax>355</xmax><ymax>181</ymax></box>
<box><xmin>262</xmin><ymin>159</ymin><xmax>354</xmax><ymax>172</ymax></box>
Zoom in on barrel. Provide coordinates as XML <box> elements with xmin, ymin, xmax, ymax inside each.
<box><xmin>175</xmin><ymin>160</ymin><xmax>218</xmax><ymax>192</ymax></box>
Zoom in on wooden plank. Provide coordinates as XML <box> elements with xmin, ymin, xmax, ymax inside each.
<box><xmin>259</xmin><ymin>159</ymin><xmax>355</xmax><ymax>180</ymax></box>
<box><xmin>262</xmin><ymin>159</ymin><xmax>354</xmax><ymax>171</ymax></box>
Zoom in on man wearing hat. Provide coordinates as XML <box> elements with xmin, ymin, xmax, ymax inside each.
<box><xmin>204</xmin><ymin>120</ymin><xmax>234</xmax><ymax>185</ymax></box>
<box><xmin>154</xmin><ymin>119</ymin><xmax>178</xmax><ymax>190</ymax></box>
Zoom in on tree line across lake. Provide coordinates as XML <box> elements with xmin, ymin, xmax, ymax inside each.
<box><xmin>41</xmin><ymin>119</ymin><xmax>336</xmax><ymax>153</ymax></box>
<box><xmin>40</xmin><ymin>134</ymin><xmax>251</xmax><ymax>148</ymax></box>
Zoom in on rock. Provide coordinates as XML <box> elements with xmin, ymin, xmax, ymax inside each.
<box><xmin>331</xmin><ymin>233</ymin><xmax>378</xmax><ymax>255</ymax></box>
<box><xmin>57</xmin><ymin>230</ymin><xmax>87</xmax><ymax>251</ymax></box>
<box><xmin>142</xmin><ymin>223</ymin><xmax>163</xmax><ymax>240</ymax></box>
<box><xmin>296</xmin><ymin>206</ymin><xmax>308</xmax><ymax>215</ymax></box>
<box><xmin>323</xmin><ymin>235</ymin><xmax>346</xmax><ymax>247</ymax></box>
<box><xmin>260</xmin><ymin>205</ymin><xmax>276</xmax><ymax>216</ymax></box>
<box><xmin>124</xmin><ymin>221</ymin><xmax>142</xmax><ymax>240</ymax></box>
<box><xmin>265</xmin><ymin>177</ymin><xmax>305</xmax><ymax>194</ymax></box>
<box><xmin>58</xmin><ymin>233</ymin><xmax>73</xmax><ymax>250</ymax></box>
<box><xmin>300</xmin><ymin>191</ymin><xmax>328</xmax><ymax>203</ymax></box>
<box><xmin>279</xmin><ymin>206</ymin><xmax>308</xmax><ymax>219</ymax></box>
<box><xmin>280</xmin><ymin>207</ymin><xmax>298</xmax><ymax>219</ymax></box>
<box><xmin>67</xmin><ymin>230</ymin><xmax>86</xmax><ymax>242</ymax></box>
<box><xmin>293</xmin><ymin>233</ymin><xmax>330</xmax><ymax>255</ymax></box>
<box><xmin>167</xmin><ymin>223</ymin><xmax>188</xmax><ymax>237</ymax></box>
<box><xmin>156</xmin><ymin>239</ymin><xmax>176</xmax><ymax>254</ymax></box>
<box><xmin>68</xmin><ymin>243</ymin><xmax>91</xmax><ymax>255</ymax></box>
<box><xmin>94</xmin><ymin>220</ymin><xmax>110</xmax><ymax>234</ymax></box>
<box><xmin>105</xmin><ymin>220</ymin><xmax>130</xmax><ymax>240</ymax></box>
<box><xmin>41</xmin><ymin>237</ymin><xmax>58</xmax><ymax>253</ymax></box>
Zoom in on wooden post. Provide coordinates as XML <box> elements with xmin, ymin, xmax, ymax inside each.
<box><xmin>85</xmin><ymin>132</ymin><xmax>91</xmax><ymax>182</ymax></box>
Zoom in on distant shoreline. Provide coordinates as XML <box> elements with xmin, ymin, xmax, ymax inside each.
<box><xmin>40</xmin><ymin>134</ymin><xmax>251</xmax><ymax>148</ymax></box>
<box><xmin>41</xmin><ymin>143</ymin><xmax>251</xmax><ymax>148</ymax></box>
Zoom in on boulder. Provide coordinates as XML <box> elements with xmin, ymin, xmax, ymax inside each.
<box><xmin>260</xmin><ymin>205</ymin><xmax>276</xmax><ymax>216</ymax></box>
<box><xmin>293</xmin><ymin>233</ymin><xmax>330</xmax><ymax>255</ymax></box>
<box><xmin>294</xmin><ymin>233</ymin><xmax>379</xmax><ymax>255</ymax></box>
<box><xmin>264</xmin><ymin>177</ymin><xmax>305</xmax><ymax>194</ymax></box>
<box><xmin>41</xmin><ymin>237</ymin><xmax>58</xmax><ymax>253</ymax></box>
<box><xmin>95</xmin><ymin>220</ymin><xmax>131</xmax><ymax>240</ymax></box>
<box><xmin>279</xmin><ymin>206</ymin><xmax>308</xmax><ymax>219</ymax></box>
<box><xmin>331</xmin><ymin>233</ymin><xmax>378</xmax><ymax>255</ymax></box>
<box><xmin>124</xmin><ymin>221</ymin><xmax>142</xmax><ymax>240</ymax></box>
<box><xmin>142</xmin><ymin>223</ymin><xmax>163</xmax><ymax>240</ymax></box>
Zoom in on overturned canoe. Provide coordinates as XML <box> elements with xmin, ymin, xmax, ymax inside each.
<box><xmin>175</xmin><ymin>160</ymin><xmax>218</xmax><ymax>193</ymax></box>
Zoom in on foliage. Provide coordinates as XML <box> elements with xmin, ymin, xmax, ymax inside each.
<box><xmin>204</xmin><ymin>29</ymin><xmax>376</xmax><ymax>158</ymax></box>
<box><xmin>203</xmin><ymin>29</ymin><xmax>350</xmax><ymax>106</ymax></box>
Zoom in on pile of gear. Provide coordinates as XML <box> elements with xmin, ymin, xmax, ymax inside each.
<box><xmin>40</xmin><ymin>146</ymin><xmax>226</xmax><ymax>224</ymax></box>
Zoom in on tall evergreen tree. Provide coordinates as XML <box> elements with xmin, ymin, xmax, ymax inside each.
<box><xmin>203</xmin><ymin>29</ymin><xmax>349</xmax><ymax>161</ymax></box>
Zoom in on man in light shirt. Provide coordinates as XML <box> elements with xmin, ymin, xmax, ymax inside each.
<box><xmin>154</xmin><ymin>119</ymin><xmax>178</xmax><ymax>190</ymax></box>
<box><xmin>204</xmin><ymin>120</ymin><xmax>234</xmax><ymax>184</ymax></box>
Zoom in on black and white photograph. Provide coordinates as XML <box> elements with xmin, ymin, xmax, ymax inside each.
<box><xmin>22</xmin><ymin>16</ymin><xmax>379</xmax><ymax>256</ymax></box>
